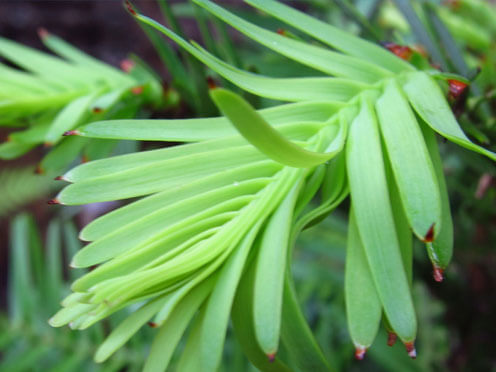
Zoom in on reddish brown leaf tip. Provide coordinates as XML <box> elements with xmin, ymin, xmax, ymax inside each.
<box><xmin>63</xmin><ymin>130</ymin><xmax>81</xmax><ymax>136</ymax></box>
<box><xmin>82</xmin><ymin>155</ymin><xmax>89</xmax><ymax>164</ymax></box>
<box><xmin>37</xmin><ymin>27</ymin><xmax>50</xmax><ymax>39</ymax></box>
<box><xmin>383</xmin><ymin>42</ymin><xmax>413</xmax><ymax>60</ymax></box>
<box><xmin>423</xmin><ymin>223</ymin><xmax>435</xmax><ymax>243</ymax></box>
<box><xmin>120</xmin><ymin>59</ymin><xmax>135</xmax><ymax>73</ymax></box>
<box><xmin>207</xmin><ymin>76</ymin><xmax>217</xmax><ymax>90</ymax></box>
<box><xmin>34</xmin><ymin>165</ymin><xmax>44</xmax><ymax>174</ymax></box>
<box><xmin>92</xmin><ymin>107</ymin><xmax>103</xmax><ymax>114</ymax></box>
<box><xmin>131</xmin><ymin>86</ymin><xmax>144</xmax><ymax>95</ymax></box>
<box><xmin>354</xmin><ymin>346</ymin><xmax>366</xmax><ymax>360</ymax></box>
<box><xmin>448</xmin><ymin>79</ymin><xmax>469</xmax><ymax>100</ymax></box>
<box><xmin>43</xmin><ymin>142</ymin><xmax>53</xmax><ymax>148</ymax></box>
<box><xmin>124</xmin><ymin>0</ymin><xmax>137</xmax><ymax>16</ymax></box>
<box><xmin>47</xmin><ymin>198</ymin><xmax>60</xmax><ymax>205</ymax></box>
<box><xmin>277</xmin><ymin>28</ymin><xmax>286</xmax><ymax>36</ymax></box>
<box><xmin>147</xmin><ymin>322</ymin><xmax>158</xmax><ymax>328</ymax></box>
<box><xmin>404</xmin><ymin>342</ymin><xmax>417</xmax><ymax>359</ymax></box>
<box><xmin>387</xmin><ymin>332</ymin><xmax>398</xmax><ymax>347</ymax></box>
<box><xmin>433</xmin><ymin>266</ymin><xmax>444</xmax><ymax>282</ymax></box>
<box><xmin>267</xmin><ymin>353</ymin><xmax>276</xmax><ymax>363</ymax></box>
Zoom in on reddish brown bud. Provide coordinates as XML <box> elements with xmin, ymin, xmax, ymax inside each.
<box><xmin>131</xmin><ymin>86</ymin><xmax>144</xmax><ymax>95</ymax></box>
<box><xmin>404</xmin><ymin>342</ymin><xmax>417</xmax><ymax>359</ymax></box>
<box><xmin>207</xmin><ymin>76</ymin><xmax>217</xmax><ymax>90</ymax></box>
<box><xmin>423</xmin><ymin>223</ymin><xmax>435</xmax><ymax>243</ymax></box>
<box><xmin>387</xmin><ymin>332</ymin><xmax>398</xmax><ymax>346</ymax></box>
<box><xmin>63</xmin><ymin>130</ymin><xmax>81</xmax><ymax>136</ymax></box>
<box><xmin>433</xmin><ymin>265</ymin><xmax>444</xmax><ymax>282</ymax></box>
<box><xmin>267</xmin><ymin>353</ymin><xmax>276</xmax><ymax>363</ymax></box>
<box><xmin>47</xmin><ymin>198</ymin><xmax>60</xmax><ymax>205</ymax></box>
<box><xmin>37</xmin><ymin>27</ymin><xmax>49</xmax><ymax>40</ymax></box>
<box><xmin>354</xmin><ymin>346</ymin><xmax>366</xmax><ymax>360</ymax></box>
<box><xmin>448</xmin><ymin>79</ymin><xmax>468</xmax><ymax>100</ymax></box>
<box><xmin>125</xmin><ymin>0</ymin><xmax>137</xmax><ymax>16</ymax></box>
<box><xmin>120</xmin><ymin>59</ymin><xmax>135</xmax><ymax>73</ymax></box>
<box><xmin>384</xmin><ymin>42</ymin><xmax>413</xmax><ymax>60</ymax></box>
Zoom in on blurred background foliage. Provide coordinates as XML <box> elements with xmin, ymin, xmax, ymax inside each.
<box><xmin>0</xmin><ymin>0</ymin><xmax>495</xmax><ymax>371</ymax></box>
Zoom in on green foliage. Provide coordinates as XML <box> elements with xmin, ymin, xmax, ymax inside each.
<box><xmin>1</xmin><ymin>214</ymin><xmax>149</xmax><ymax>372</ymax></box>
<box><xmin>41</xmin><ymin>1</ymin><xmax>495</xmax><ymax>371</ymax></box>
<box><xmin>0</xmin><ymin>32</ymin><xmax>167</xmax><ymax>173</ymax></box>
<box><xmin>0</xmin><ymin>167</ymin><xmax>57</xmax><ymax>218</ymax></box>
<box><xmin>1</xmin><ymin>1</ymin><xmax>495</xmax><ymax>371</ymax></box>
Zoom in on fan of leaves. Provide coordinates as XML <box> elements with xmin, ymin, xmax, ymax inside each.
<box><xmin>0</xmin><ymin>31</ymin><xmax>165</xmax><ymax>174</ymax></box>
<box><xmin>49</xmin><ymin>1</ymin><xmax>495</xmax><ymax>371</ymax></box>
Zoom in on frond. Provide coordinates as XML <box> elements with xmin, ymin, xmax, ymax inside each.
<box><xmin>48</xmin><ymin>1</ymin><xmax>495</xmax><ymax>370</ymax></box>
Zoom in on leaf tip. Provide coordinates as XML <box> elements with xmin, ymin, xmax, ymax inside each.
<box><xmin>147</xmin><ymin>322</ymin><xmax>158</xmax><ymax>328</ymax></box>
<box><xmin>63</xmin><ymin>130</ymin><xmax>81</xmax><ymax>137</ymax></box>
<box><xmin>124</xmin><ymin>0</ymin><xmax>137</xmax><ymax>16</ymax></box>
<box><xmin>47</xmin><ymin>198</ymin><xmax>61</xmax><ymax>205</ymax></box>
<box><xmin>267</xmin><ymin>353</ymin><xmax>276</xmax><ymax>363</ymax></box>
<box><xmin>433</xmin><ymin>265</ymin><xmax>444</xmax><ymax>282</ymax></box>
<box><xmin>120</xmin><ymin>58</ymin><xmax>135</xmax><ymax>73</ymax></box>
<box><xmin>37</xmin><ymin>27</ymin><xmax>50</xmax><ymax>40</ymax></box>
<box><xmin>131</xmin><ymin>85</ymin><xmax>144</xmax><ymax>95</ymax></box>
<box><xmin>404</xmin><ymin>342</ymin><xmax>417</xmax><ymax>359</ymax></box>
<box><xmin>34</xmin><ymin>164</ymin><xmax>44</xmax><ymax>174</ymax></box>
<box><xmin>387</xmin><ymin>332</ymin><xmax>398</xmax><ymax>347</ymax></box>
<box><xmin>383</xmin><ymin>42</ymin><xmax>413</xmax><ymax>60</ymax></box>
<box><xmin>354</xmin><ymin>346</ymin><xmax>367</xmax><ymax>360</ymax></box>
<box><xmin>207</xmin><ymin>76</ymin><xmax>218</xmax><ymax>90</ymax></box>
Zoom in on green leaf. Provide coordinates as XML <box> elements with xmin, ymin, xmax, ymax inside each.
<box><xmin>403</xmin><ymin>71</ymin><xmax>496</xmax><ymax>162</ymax></box>
<box><xmin>253</xmin><ymin>184</ymin><xmax>300</xmax><ymax>356</ymax></box>
<box><xmin>40</xmin><ymin>31</ymin><xmax>135</xmax><ymax>87</ymax></box>
<box><xmin>245</xmin><ymin>0</ymin><xmax>413</xmax><ymax>74</ymax></box>
<box><xmin>376</xmin><ymin>79</ymin><xmax>441</xmax><ymax>241</ymax></box>
<box><xmin>78</xmin><ymin>161</ymin><xmax>279</xmax><ymax>242</ymax></box>
<box><xmin>345</xmin><ymin>207</ymin><xmax>382</xmax><ymax>354</ymax></box>
<box><xmin>210</xmin><ymin>88</ymin><xmax>344</xmax><ymax>168</ymax></box>
<box><xmin>8</xmin><ymin>214</ymin><xmax>36</xmax><ymax>325</ymax></box>
<box><xmin>421</xmin><ymin>123</ymin><xmax>453</xmax><ymax>273</ymax></box>
<box><xmin>232</xmin><ymin>260</ymin><xmax>293</xmax><ymax>372</ymax></box>
<box><xmin>57</xmin><ymin>145</ymin><xmax>268</xmax><ymax>204</ymax></box>
<box><xmin>191</xmin><ymin>0</ymin><xmax>391</xmax><ymax>83</ymax></box>
<box><xmin>280</xmin><ymin>273</ymin><xmax>333</xmax><ymax>372</ymax></box>
<box><xmin>76</xmin><ymin>101</ymin><xmax>342</xmax><ymax>142</ymax></box>
<box><xmin>71</xmin><ymin>178</ymin><xmax>266</xmax><ymax>267</ymax></box>
<box><xmin>346</xmin><ymin>98</ymin><xmax>416</xmax><ymax>343</ymax></box>
<box><xmin>40</xmin><ymin>136</ymin><xmax>88</xmax><ymax>175</ymax></box>
<box><xmin>198</xmin><ymin>223</ymin><xmax>262</xmax><ymax>372</ymax></box>
<box><xmin>142</xmin><ymin>278</ymin><xmax>214</xmax><ymax>372</ymax></box>
<box><xmin>44</xmin><ymin>219</ymin><xmax>63</xmax><ymax>311</ymax></box>
<box><xmin>44</xmin><ymin>94</ymin><xmax>94</xmax><ymax>145</ymax></box>
<box><xmin>94</xmin><ymin>296</ymin><xmax>169</xmax><ymax>362</ymax></box>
